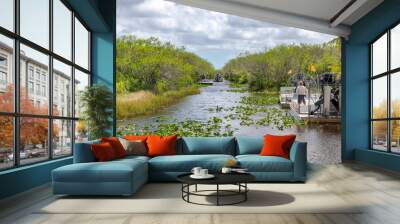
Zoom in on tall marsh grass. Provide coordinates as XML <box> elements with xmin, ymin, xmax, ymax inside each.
<box><xmin>117</xmin><ymin>87</ymin><xmax>200</xmax><ymax>119</ymax></box>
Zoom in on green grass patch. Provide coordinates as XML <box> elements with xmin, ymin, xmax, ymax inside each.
<box><xmin>117</xmin><ymin>87</ymin><xmax>200</xmax><ymax>119</ymax></box>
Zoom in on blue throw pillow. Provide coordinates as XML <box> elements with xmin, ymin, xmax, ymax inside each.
<box><xmin>236</xmin><ymin>136</ymin><xmax>264</xmax><ymax>155</ymax></box>
<box><xmin>181</xmin><ymin>137</ymin><xmax>236</xmax><ymax>155</ymax></box>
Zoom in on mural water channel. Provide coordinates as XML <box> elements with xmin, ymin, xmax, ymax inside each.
<box><xmin>117</xmin><ymin>82</ymin><xmax>341</xmax><ymax>164</ymax></box>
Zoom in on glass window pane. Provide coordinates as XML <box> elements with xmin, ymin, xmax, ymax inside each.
<box><xmin>372</xmin><ymin>121</ymin><xmax>388</xmax><ymax>151</ymax></box>
<box><xmin>53</xmin><ymin>59</ymin><xmax>72</xmax><ymax>117</ymax></box>
<box><xmin>391</xmin><ymin>72</ymin><xmax>400</xmax><ymax>118</ymax></box>
<box><xmin>74</xmin><ymin>69</ymin><xmax>89</xmax><ymax>118</ymax></box>
<box><xmin>53</xmin><ymin>0</ymin><xmax>72</xmax><ymax>60</ymax></box>
<box><xmin>20</xmin><ymin>117</ymin><xmax>49</xmax><ymax>165</ymax></box>
<box><xmin>372</xmin><ymin>76</ymin><xmax>387</xmax><ymax>119</ymax></box>
<box><xmin>20</xmin><ymin>0</ymin><xmax>49</xmax><ymax>49</ymax></box>
<box><xmin>0</xmin><ymin>0</ymin><xmax>14</xmax><ymax>31</ymax></box>
<box><xmin>391</xmin><ymin>120</ymin><xmax>400</xmax><ymax>153</ymax></box>
<box><xmin>391</xmin><ymin>24</ymin><xmax>400</xmax><ymax>70</ymax></box>
<box><xmin>53</xmin><ymin>119</ymin><xmax>72</xmax><ymax>157</ymax></box>
<box><xmin>20</xmin><ymin>44</ymin><xmax>49</xmax><ymax>115</ymax></box>
<box><xmin>75</xmin><ymin>120</ymin><xmax>88</xmax><ymax>143</ymax></box>
<box><xmin>0</xmin><ymin>35</ymin><xmax>14</xmax><ymax>112</ymax></box>
<box><xmin>0</xmin><ymin>116</ymin><xmax>14</xmax><ymax>170</ymax></box>
<box><xmin>372</xmin><ymin>33</ymin><xmax>387</xmax><ymax>76</ymax></box>
<box><xmin>75</xmin><ymin>18</ymin><xmax>89</xmax><ymax>70</ymax></box>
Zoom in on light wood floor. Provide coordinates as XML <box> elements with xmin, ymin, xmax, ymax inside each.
<box><xmin>1</xmin><ymin>162</ymin><xmax>400</xmax><ymax>224</ymax></box>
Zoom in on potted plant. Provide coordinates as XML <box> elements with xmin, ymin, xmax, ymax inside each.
<box><xmin>80</xmin><ymin>84</ymin><xmax>113</xmax><ymax>140</ymax></box>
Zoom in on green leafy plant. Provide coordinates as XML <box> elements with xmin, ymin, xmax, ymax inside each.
<box><xmin>80</xmin><ymin>84</ymin><xmax>113</xmax><ymax>140</ymax></box>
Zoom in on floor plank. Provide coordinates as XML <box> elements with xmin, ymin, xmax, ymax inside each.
<box><xmin>1</xmin><ymin>162</ymin><xmax>400</xmax><ymax>224</ymax></box>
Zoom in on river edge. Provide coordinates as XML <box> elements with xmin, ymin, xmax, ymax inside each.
<box><xmin>116</xmin><ymin>86</ymin><xmax>201</xmax><ymax>119</ymax></box>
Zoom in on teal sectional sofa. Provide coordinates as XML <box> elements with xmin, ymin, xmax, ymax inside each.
<box><xmin>52</xmin><ymin>137</ymin><xmax>307</xmax><ymax>196</ymax></box>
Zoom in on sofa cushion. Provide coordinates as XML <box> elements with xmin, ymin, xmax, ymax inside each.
<box><xmin>116</xmin><ymin>155</ymin><xmax>150</xmax><ymax>163</ymax></box>
<box><xmin>181</xmin><ymin>137</ymin><xmax>236</xmax><ymax>155</ymax></box>
<box><xmin>91</xmin><ymin>142</ymin><xmax>118</xmax><ymax>161</ymax></box>
<box><xmin>236</xmin><ymin>155</ymin><xmax>293</xmax><ymax>172</ymax></box>
<box><xmin>149</xmin><ymin>154</ymin><xmax>235</xmax><ymax>172</ymax></box>
<box><xmin>53</xmin><ymin>158</ymin><xmax>147</xmax><ymax>183</ymax></box>
<box><xmin>236</xmin><ymin>136</ymin><xmax>263</xmax><ymax>155</ymax></box>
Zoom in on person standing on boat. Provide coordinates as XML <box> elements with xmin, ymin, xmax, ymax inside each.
<box><xmin>296</xmin><ymin>81</ymin><xmax>308</xmax><ymax>106</ymax></box>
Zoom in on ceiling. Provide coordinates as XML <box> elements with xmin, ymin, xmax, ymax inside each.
<box><xmin>167</xmin><ymin>0</ymin><xmax>384</xmax><ymax>37</ymax></box>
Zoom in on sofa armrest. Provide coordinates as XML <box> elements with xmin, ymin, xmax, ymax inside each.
<box><xmin>289</xmin><ymin>141</ymin><xmax>307</xmax><ymax>181</ymax></box>
<box><xmin>73</xmin><ymin>140</ymin><xmax>100</xmax><ymax>163</ymax></box>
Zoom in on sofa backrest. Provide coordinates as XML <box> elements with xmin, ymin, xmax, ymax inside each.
<box><xmin>73</xmin><ymin>140</ymin><xmax>100</xmax><ymax>163</ymax></box>
<box><xmin>235</xmin><ymin>136</ymin><xmax>263</xmax><ymax>155</ymax></box>
<box><xmin>180</xmin><ymin>137</ymin><xmax>236</xmax><ymax>155</ymax></box>
<box><xmin>74</xmin><ymin>136</ymin><xmax>302</xmax><ymax>160</ymax></box>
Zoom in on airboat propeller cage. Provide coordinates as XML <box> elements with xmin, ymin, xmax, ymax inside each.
<box><xmin>284</xmin><ymin>72</ymin><xmax>341</xmax><ymax>117</ymax></box>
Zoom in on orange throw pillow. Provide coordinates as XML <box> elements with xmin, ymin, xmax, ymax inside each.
<box><xmin>101</xmin><ymin>137</ymin><xmax>127</xmax><ymax>158</ymax></box>
<box><xmin>91</xmin><ymin>142</ymin><xmax>117</xmax><ymax>162</ymax></box>
<box><xmin>146</xmin><ymin>135</ymin><xmax>177</xmax><ymax>157</ymax></box>
<box><xmin>260</xmin><ymin>134</ymin><xmax>296</xmax><ymax>159</ymax></box>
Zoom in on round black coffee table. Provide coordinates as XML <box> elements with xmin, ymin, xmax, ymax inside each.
<box><xmin>177</xmin><ymin>173</ymin><xmax>255</xmax><ymax>206</ymax></box>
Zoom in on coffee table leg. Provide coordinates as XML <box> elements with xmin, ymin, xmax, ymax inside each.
<box><xmin>216</xmin><ymin>184</ymin><xmax>219</xmax><ymax>206</ymax></box>
<box><xmin>187</xmin><ymin>184</ymin><xmax>190</xmax><ymax>202</ymax></box>
<box><xmin>245</xmin><ymin>183</ymin><xmax>247</xmax><ymax>201</ymax></box>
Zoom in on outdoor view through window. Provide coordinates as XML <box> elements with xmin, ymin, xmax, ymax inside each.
<box><xmin>0</xmin><ymin>0</ymin><xmax>90</xmax><ymax>170</ymax></box>
<box><xmin>116</xmin><ymin>0</ymin><xmax>342</xmax><ymax>164</ymax></box>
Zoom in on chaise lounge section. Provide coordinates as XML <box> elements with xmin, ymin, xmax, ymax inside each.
<box><xmin>52</xmin><ymin>136</ymin><xmax>307</xmax><ymax>196</ymax></box>
<box><xmin>52</xmin><ymin>141</ymin><xmax>149</xmax><ymax>196</ymax></box>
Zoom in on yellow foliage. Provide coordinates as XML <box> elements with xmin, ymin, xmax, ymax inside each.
<box><xmin>372</xmin><ymin>99</ymin><xmax>400</xmax><ymax>141</ymax></box>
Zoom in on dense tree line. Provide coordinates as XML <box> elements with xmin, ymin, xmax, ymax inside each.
<box><xmin>116</xmin><ymin>35</ymin><xmax>215</xmax><ymax>94</ymax></box>
<box><xmin>222</xmin><ymin>39</ymin><xmax>341</xmax><ymax>91</ymax></box>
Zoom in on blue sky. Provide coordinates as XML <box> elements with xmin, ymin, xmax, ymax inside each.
<box><xmin>117</xmin><ymin>0</ymin><xmax>336</xmax><ymax>69</ymax></box>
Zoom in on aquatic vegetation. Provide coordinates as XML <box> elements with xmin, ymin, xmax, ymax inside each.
<box><xmin>117</xmin><ymin>116</ymin><xmax>236</xmax><ymax>137</ymax></box>
<box><xmin>239</xmin><ymin>92</ymin><xmax>279</xmax><ymax>106</ymax></box>
<box><xmin>117</xmin><ymin>89</ymin><xmax>302</xmax><ymax>136</ymax></box>
<box><xmin>222</xmin><ymin>92</ymin><xmax>303</xmax><ymax>130</ymax></box>
<box><xmin>256</xmin><ymin>108</ymin><xmax>305</xmax><ymax>130</ymax></box>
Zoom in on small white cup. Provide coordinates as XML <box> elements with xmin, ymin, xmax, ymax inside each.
<box><xmin>200</xmin><ymin>169</ymin><xmax>208</xmax><ymax>176</ymax></box>
<box><xmin>221</xmin><ymin>167</ymin><xmax>232</xmax><ymax>174</ymax></box>
<box><xmin>191</xmin><ymin>167</ymin><xmax>202</xmax><ymax>176</ymax></box>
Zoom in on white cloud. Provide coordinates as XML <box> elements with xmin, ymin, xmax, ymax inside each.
<box><xmin>117</xmin><ymin>0</ymin><xmax>336</xmax><ymax>68</ymax></box>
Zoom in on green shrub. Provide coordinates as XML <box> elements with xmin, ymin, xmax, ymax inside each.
<box><xmin>80</xmin><ymin>84</ymin><xmax>113</xmax><ymax>139</ymax></box>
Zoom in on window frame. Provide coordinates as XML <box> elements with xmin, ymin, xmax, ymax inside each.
<box><xmin>0</xmin><ymin>0</ymin><xmax>92</xmax><ymax>171</ymax></box>
<box><xmin>370</xmin><ymin>22</ymin><xmax>400</xmax><ymax>154</ymax></box>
